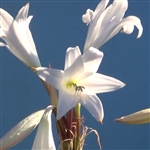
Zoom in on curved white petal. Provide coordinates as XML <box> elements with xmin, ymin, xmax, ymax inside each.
<box><xmin>64</xmin><ymin>55</ymin><xmax>84</xmax><ymax>82</ymax></box>
<box><xmin>36</xmin><ymin>67</ymin><xmax>64</xmax><ymax>89</ymax></box>
<box><xmin>80</xmin><ymin>73</ymin><xmax>125</xmax><ymax>94</ymax></box>
<box><xmin>80</xmin><ymin>94</ymin><xmax>104</xmax><ymax>122</ymax></box>
<box><xmin>93</xmin><ymin>0</ymin><xmax>128</xmax><ymax>48</ymax></box>
<box><xmin>0</xmin><ymin>110</ymin><xmax>45</xmax><ymax>149</ymax></box>
<box><xmin>64</xmin><ymin>46</ymin><xmax>81</xmax><ymax>70</ymax></box>
<box><xmin>32</xmin><ymin>106</ymin><xmax>56</xmax><ymax>150</ymax></box>
<box><xmin>83</xmin><ymin>47</ymin><xmax>104</xmax><ymax>73</ymax></box>
<box><xmin>117</xmin><ymin>16</ymin><xmax>143</xmax><ymax>38</ymax></box>
<box><xmin>82</xmin><ymin>9</ymin><xmax>94</xmax><ymax>25</ymax></box>
<box><xmin>83</xmin><ymin>0</ymin><xmax>109</xmax><ymax>52</ymax></box>
<box><xmin>57</xmin><ymin>90</ymin><xmax>79</xmax><ymax>120</ymax></box>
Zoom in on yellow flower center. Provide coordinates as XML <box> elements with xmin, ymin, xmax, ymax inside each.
<box><xmin>65</xmin><ymin>80</ymin><xmax>85</xmax><ymax>92</ymax></box>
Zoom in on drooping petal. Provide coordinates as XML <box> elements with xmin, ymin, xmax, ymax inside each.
<box><xmin>64</xmin><ymin>46</ymin><xmax>81</xmax><ymax>70</ymax></box>
<box><xmin>83</xmin><ymin>47</ymin><xmax>104</xmax><ymax>73</ymax></box>
<box><xmin>92</xmin><ymin>0</ymin><xmax>128</xmax><ymax>49</ymax></box>
<box><xmin>112</xmin><ymin>16</ymin><xmax>143</xmax><ymax>39</ymax></box>
<box><xmin>80</xmin><ymin>73</ymin><xmax>125</xmax><ymax>94</ymax></box>
<box><xmin>80</xmin><ymin>94</ymin><xmax>104</xmax><ymax>123</ymax></box>
<box><xmin>57</xmin><ymin>90</ymin><xmax>79</xmax><ymax>120</ymax></box>
<box><xmin>64</xmin><ymin>55</ymin><xmax>84</xmax><ymax>82</ymax></box>
<box><xmin>115</xmin><ymin>108</ymin><xmax>150</xmax><ymax>124</ymax></box>
<box><xmin>83</xmin><ymin>0</ymin><xmax>109</xmax><ymax>52</ymax></box>
<box><xmin>36</xmin><ymin>67</ymin><xmax>64</xmax><ymax>89</ymax></box>
<box><xmin>0</xmin><ymin>110</ymin><xmax>45</xmax><ymax>149</ymax></box>
<box><xmin>32</xmin><ymin>106</ymin><xmax>56</xmax><ymax>150</ymax></box>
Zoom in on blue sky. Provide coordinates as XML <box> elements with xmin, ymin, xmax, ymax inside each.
<box><xmin>0</xmin><ymin>0</ymin><xmax>149</xmax><ymax>149</ymax></box>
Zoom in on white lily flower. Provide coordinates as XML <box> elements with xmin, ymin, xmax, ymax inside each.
<box><xmin>0</xmin><ymin>106</ymin><xmax>56</xmax><ymax>150</ymax></box>
<box><xmin>36</xmin><ymin>46</ymin><xmax>125</xmax><ymax>122</ymax></box>
<box><xmin>82</xmin><ymin>0</ymin><xmax>143</xmax><ymax>52</ymax></box>
<box><xmin>0</xmin><ymin>3</ymin><xmax>41</xmax><ymax>67</ymax></box>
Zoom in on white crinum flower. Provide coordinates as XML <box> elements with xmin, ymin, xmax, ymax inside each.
<box><xmin>0</xmin><ymin>106</ymin><xmax>55</xmax><ymax>150</ymax></box>
<box><xmin>82</xmin><ymin>0</ymin><xmax>143</xmax><ymax>52</ymax></box>
<box><xmin>0</xmin><ymin>3</ymin><xmax>41</xmax><ymax>67</ymax></box>
<box><xmin>36</xmin><ymin>46</ymin><xmax>125</xmax><ymax>122</ymax></box>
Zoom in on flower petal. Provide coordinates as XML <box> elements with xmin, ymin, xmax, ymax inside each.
<box><xmin>64</xmin><ymin>55</ymin><xmax>84</xmax><ymax>82</ymax></box>
<box><xmin>36</xmin><ymin>67</ymin><xmax>64</xmax><ymax>90</ymax></box>
<box><xmin>0</xmin><ymin>4</ymin><xmax>41</xmax><ymax>67</ymax></box>
<box><xmin>83</xmin><ymin>47</ymin><xmax>104</xmax><ymax>73</ymax></box>
<box><xmin>32</xmin><ymin>106</ymin><xmax>56</xmax><ymax>150</ymax></box>
<box><xmin>64</xmin><ymin>46</ymin><xmax>81</xmax><ymax>70</ymax></box>
<box><xmin>93</xmin><ymin>0</ymin><xmax>128</xmax><ymax>48</ymax></box>
<box><xmin>115</xmin><ymin>108</ymin><xmax>150</xmax><ymax>124</ymax></box>
<box><xmin>15</xmin><ymin>3</ymin><xmax>29</xmax><ymax>21</ymax></box>
<box><xmin>80</xmin><ymin>94</ymin><xmax>104</xmax><ymax>123</ymax></box>
<box><xmin>80</xmin><ymin>73</ymin><xmax>125</xmax><ymax>94</ymax></box>
<box><xmin>0</xmin><ymin>8</ymin><xmax>13</xmax><ymax>30</ymax></box>
<box><xmin>83</xmin><ymin>0</ymin><xmax>109</xmax><ymax>52</ymax></box>
<box><xmin>118</xmin><ymin>16</ymin><xmax>143</xmax><ymax>38</ymax></box>
<box><xmin>0</xmin><ymin>110</ymin><xmax>45</xmax><ymax>149</ymax></box>
<box><xmin>15</xmin><ymin>3</ymin><xmax>37</xmax><ymax>54</ymax></box>
<box><xmin>57</xmin><ymin>90</ymin><xmax>79</xmax><ymax>120</ymax></box>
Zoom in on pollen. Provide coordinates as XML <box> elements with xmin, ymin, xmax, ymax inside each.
<box><xmin>66</xmin><ymin>80</ymin><xmax>76</xmax><ymax>89</ymax></box>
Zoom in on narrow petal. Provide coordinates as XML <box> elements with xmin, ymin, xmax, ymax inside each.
<box><xmin>32</xmin><ymin>106</ymin><xmax>56</xmax><ymax>150</ymax></box>
<box><xmin>80</xmin><ymin>73</ymin><xmax>125</xmax><ymax>94</ymax></box>
<box><xmin>64</xmin><ymin>55</ymin><xmax>84</xmax><ymax>82</ymax></box>
<box><xmin>83</xmin><ymin>0</ymin><xmax>109</xmax><ymax>52</ymax></box>
<box><xmin>115</xmin><ymin>108</ymin><xmax>150</xmax><ymax>124</ymax></box>
<box><xmin>83</xmin><ymin>47</ymin><xmax>104</xmax><ymax>73</ymax></box>
<box><xmin>15</xmin><ymin>3</ymin><xmax>29</xmax><ymax>21</ymax></box>
<box><xmin>0</xmin><ymin>8</ymin><xmax>13</xmax><ymax>30</ymax></box>
<box><xmin>94</xmin><ymin>0</ymin><xmax>109</xmax><ymax>16</ymax></box>
<box><xmin>64</xmin><ymin>46</ymin><xmax>81</xmax><ymax>70</ymax></box>
<box><xmin>57</xmin><ymin>90</ymin><xmax>79</xmax><ymax>120</ymax></box>
<box><xmin>15</xmin><ymin>3</ymin><xmax>37</xmax><ymax>55</ymax></box>
<box><xmin>93</xmin><ymin>0</ymin><xmax>128</xmax><ymax>48</ymax></box>
<box><xmin>80</xmin><ymin>94</ymin><xmax>104</xmax><ymax>123</ymax></box>
<box><xmin>36</xmin><ymin>67</ymin><xmax>64</xmax><ymax>89</ymax></box>
<box><xmin>0</xmin><ymin>110</ymin><xmax>45</xmax><ymax>149</ymax></box>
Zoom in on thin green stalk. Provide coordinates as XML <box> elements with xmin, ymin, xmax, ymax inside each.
<box><xmin>74</xmin><ymin>103</ymin><xmax>81</xmax><ymax>150</ymax></box>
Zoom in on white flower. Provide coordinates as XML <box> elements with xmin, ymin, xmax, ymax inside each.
<box><xmin>82</xmin><ymin>0</ymin><xmax>143</xmax><ymax>52</ymax></box>
<box><xmin>0</xmin><ymin>3</ymin><xmax>41</xmax><ymax>67</ymax></box>
<box><xmin>36</xmin><ymin>46</ymin><xmax>125</xmax><ymax>122</ymax></box>
<box><xmin>0</xmin><ymin>106</ymin><xmax>55</xmax><ymax>150</ymax></box>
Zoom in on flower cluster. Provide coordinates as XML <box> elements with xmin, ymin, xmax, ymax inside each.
<box><xmin>0</xmin><ymin>1</ymin><xmax>148</xmax><ymax>150</ymax></box>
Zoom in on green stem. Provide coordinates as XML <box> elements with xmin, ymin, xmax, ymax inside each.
<box><xmin>74</xmin><ymin>103</ymin><xmax>81</xmax><ymax>150</ymax></box>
